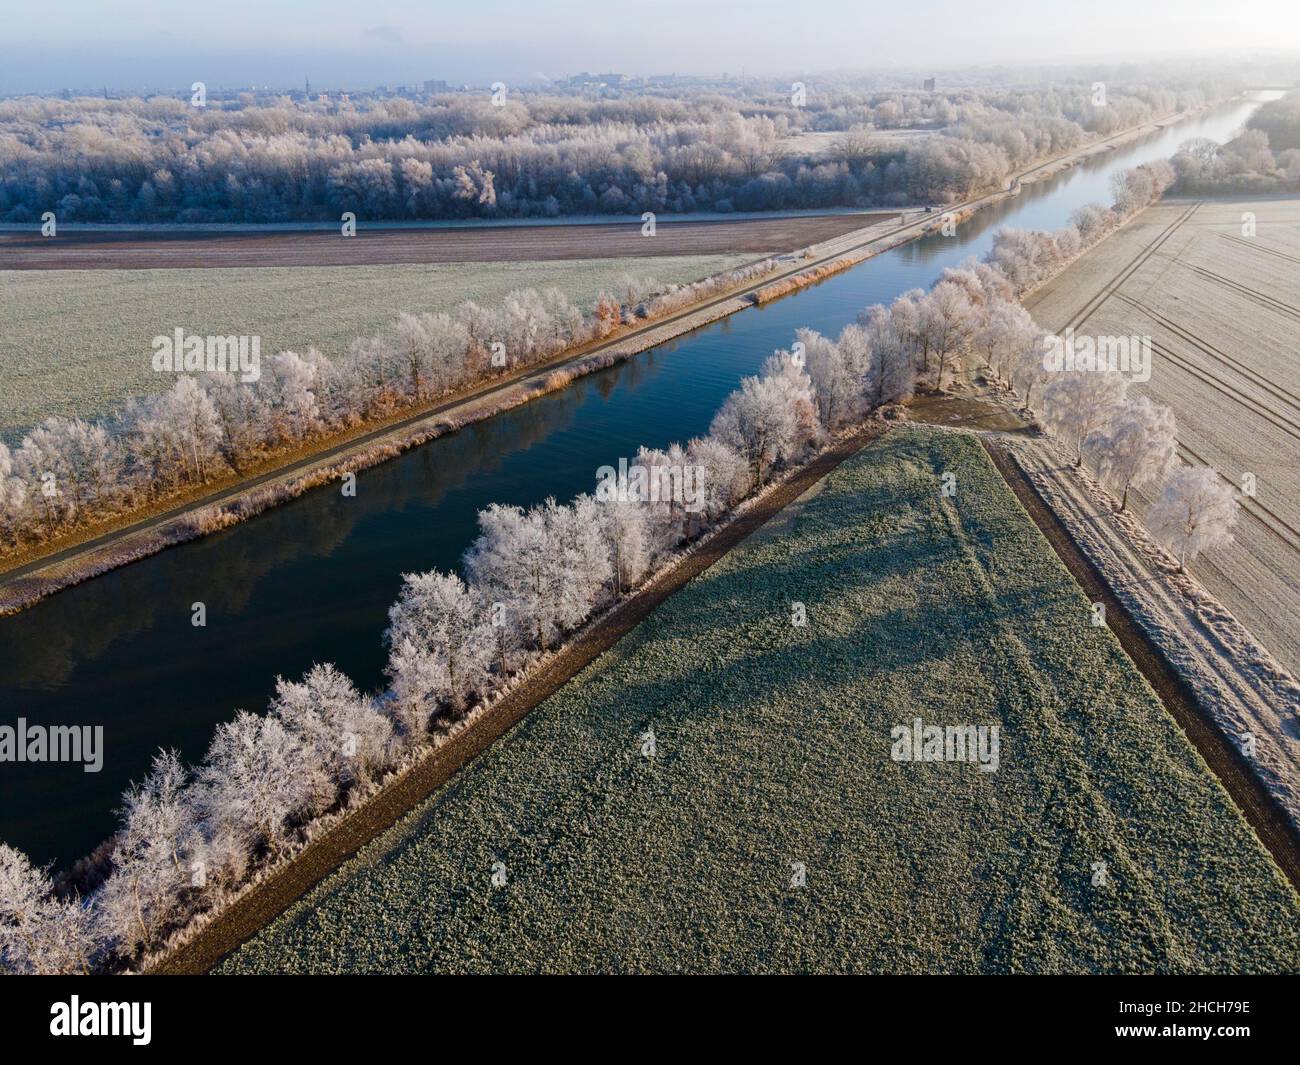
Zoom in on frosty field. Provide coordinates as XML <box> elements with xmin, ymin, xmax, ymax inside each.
<box><xmin>220</xmin><ymin>428</ymin><xmax>1300</xmax><ymax>974</ymax></box>
<box><xmin>0</xmin><ymin>253</ymin><xmax>757</xmax><ymax>441</ymax></box>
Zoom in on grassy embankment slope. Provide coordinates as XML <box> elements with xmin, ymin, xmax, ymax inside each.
<box><xmin>222</xmin><ymin>427</ymin><xmax>1300</xmax><ymax>974</ymax></box>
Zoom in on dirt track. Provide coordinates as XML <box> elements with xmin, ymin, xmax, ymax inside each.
<box><xmin>149</xmin><ymin>422</ymin><xmax>888</xmax><ymax>975</ymax></box>
<box><xmin>0</xmin><ymin>214</ymin><xmax>895</xmax><ymax>270</ymax></box>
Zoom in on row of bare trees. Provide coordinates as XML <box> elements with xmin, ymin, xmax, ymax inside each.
<box><xmin>0</xmin><ymin>82</ymin><xmax>1223</xmax><ymax>222</ymax></box>
<box><xmin>975</xmin><ymin>164</ymin><xmax>1240</xmax><ymax>568</ymax></box>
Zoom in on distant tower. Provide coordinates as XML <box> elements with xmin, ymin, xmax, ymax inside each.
<box><xmin>305</xmin><ymin>75</ymin><xmax>310</xmax><ymax>96</ymax></box>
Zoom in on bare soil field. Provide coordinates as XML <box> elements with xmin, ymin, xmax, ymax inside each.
<box><xmin>1025</xmin><ymin>196</ymin><xmax>1300</xmax><ymax>678</ymax></box>
<box><xmin>0</xmin><ymin>214</ymin><xmax>894</xmax><ymax>271</ymax></box>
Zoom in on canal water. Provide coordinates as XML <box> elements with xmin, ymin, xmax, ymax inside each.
<box><xmin>0</xmin><ymin>97</ymin><xmax>1270</xmax><ymax>866</ymax></box>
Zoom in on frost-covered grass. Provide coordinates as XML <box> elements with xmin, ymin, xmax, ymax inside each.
<box><xmin>221</xmin><ymin>427</ymin><xmax>1300</xmax><ymax>974</ymax></box>
<box><xmin>0</xmin><ymin>253</ymin><xmax>756</xmax><ymax>441</ymax></box>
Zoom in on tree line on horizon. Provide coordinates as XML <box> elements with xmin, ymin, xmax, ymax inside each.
<box><xmin>0</xmin><ymin>80</ymin><xmax>1224</xmax><ymax>223</ymax></box>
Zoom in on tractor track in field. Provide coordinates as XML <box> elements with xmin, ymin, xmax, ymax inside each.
<box><xmin>1218</xmin><ymin>230</ymin><xmax>1300</xmax><ymax>268</ymax></box>
<box><xmin>1184</xmin><ymin>262</ymin><xmax>1300</xmax><ymax>324</ymax></box>
<box><xmin>1063</xmin><ymin>201</ymin><xmax>1202</xmax><ymax>331</ymax></box>
<box><xmin>1117</xmin><ymin>292</ymin><xmax>1300</xmax><ymax>416</ymax></box>
<box><xmin>1144</xmin><ymin>335</ymin><xmax>1300</xmax><ymax>443</ymax></box>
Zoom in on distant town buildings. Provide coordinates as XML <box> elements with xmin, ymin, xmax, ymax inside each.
<box><xmin>554</xmin><ymin>71</ymin><xmax>630</xmax><ymax>94</ymax></box>
<box><xmin>923</xmin><ymin>77</ymin><xmax>936</xmax><ymax>91</ymax></box>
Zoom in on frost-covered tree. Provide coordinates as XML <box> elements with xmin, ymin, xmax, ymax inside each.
<box><xmin>832</xmin><ymin>323</ymin><xmax>877</xmax><ymax>410</ymax></box>
<box><xmin>858</xmin><ymin>303</ymin><xmax>917</xmax><ymax>406</ymax></box>
<box><xmin>16</xmin><ymin>416</ymin><xmax>119</xmax><ymax>523</ymax></box>
<box><xmin>1111</xmin><ymin>161</ymin><xmax>1174</xmax><ymax>216</ymax></box>
<box><xmin>797</xmin><ymin>327</ymin><xmax>859</xmax><ymax>430</ymax></box>
<box><xmin>1042</xmin><ymin>370</ymin><xmax>1129</xmax><ymax>465</ymax></box>
<box><xmin>1084</xmin><ymin>394</ymin><xmax>1178</xmax><ymax>510</ymax></box>
<box><xmin>464</xmin><ymin>500</ymin><xmax>580</xmax><ymax>651</ymax></box>
<box><xmin>711</xmin><ymin>358</ymin><xmax>818</xmax><ymax>485</ymax></box>
<box><xmin>393</xmin><ymin>312</ymin><xmax>437</xmax><ymax>400</ymax></box>
<box><xmin>194</xmin><ymin>711</ymin><xmax>327</xmax><ymax>860</ymax></box>
<box><xmin>200</xmin><ymin>371</ymin><xmax>272</xmax><ymax>473</ymax></box>
<box><xmin>918</xmin><ymin>281</ymin><xmax>979</xmax><ymax>391</ymax></box>
<box><xmin>940</xmin><ymin>260</ymin><xmax>1015</xmax><ymax>306</ymax></box>
<box><xmin>545</xmin><ymin>495</ymin><xmax>615</xmax><ymax>629</ymax></box>
<box><xmin>269</xmin><ymin>352</ymin><xmax>323</xmax><ymax>443</ymax></box>
<box><xmin>385</xmin><ymin>572</ymin><xmax>495</xmax><ymax>727</ymax></box>
<box><xmin>98</xmin><ymin>749</ymin><xmax>198</xmax><ymax>959</ymax></box>
<box><xmin>634</xmin><ymin>443</ymin><xmax>691</xmax><ymax>549</ymax></box>
<box><xmin>0</xmin><ymin>444</ymin><xmax>28</xmax><ymax>547</ymax></box>
<box><xmin>685</xmin><ymin>435</ymin><xmax>751</xmax><ymax>528</ymax></box>
<box><xmin>1146</xmin><ymin>464</ymin><xmax>1239</xmax><ymax>571</ymax></box>
<box><xmin>132</xmin><ymin>376</ymin><xmax>226</xmax><ymax>486</ymax></box>
<box><xmin>974</xmin><ymin>299</ymin><xmax>1039</xmax><ymax>385</ymax></box>
<box><xmin>1069</xmin><ymin>203</ymin><xmax>1118</xmax><ymax>244</ymax></box>
<box><xmin>596</xmin><ymin>496</ymin><xmax>653</xmax><ymax>595</ymax></box>
<box><xmin>270</xmin><ymin>664</ymin><xmax>394</xmax><ymax>785</ymax></box>
<box><xmin>0</xmin><ymin>844</ymin><xmax>96</xmax><ymax>975</ymax></box>
<box><xmin>1009</xmin><ymin>328</ymin><xmax>1051</xmax><ymax>411</ymax></box>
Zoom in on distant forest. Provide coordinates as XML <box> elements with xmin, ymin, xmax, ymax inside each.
<box><xmin>0</xmin><ymin>78</ymin><xmax>1227</xmax><ymax>223</ymax></box>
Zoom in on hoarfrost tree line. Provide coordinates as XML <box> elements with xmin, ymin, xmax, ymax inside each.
<box><xmin>0</xmin><ymin>259</ymin><xmax>775</xmax><ymax>555</ymax></box>
<box><xmin>0</xmin><ymin>160</ymin><xmax>1240</xmax><ymax>975</ymax></box>
<box><xmin>0</xmin><ymin>79</ymin><xmax>1228</xmax><ymax>223</ymax></box>
<box><xmin>976</xmin><ymin>162</ymin><xmax>1240</xmax><ymax>569</ymax></box>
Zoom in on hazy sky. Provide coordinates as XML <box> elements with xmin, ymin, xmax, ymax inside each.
<box><xmin>1</xmin><ymin>0</ymin><xmax>1297</xmax><ymax>93</ymax></box>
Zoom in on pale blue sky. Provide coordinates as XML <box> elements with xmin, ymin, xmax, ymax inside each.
<box><xmin>0</xmin><ymin>0</ymin><xmax>1295</xmax><ymax>93</ymax></box>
